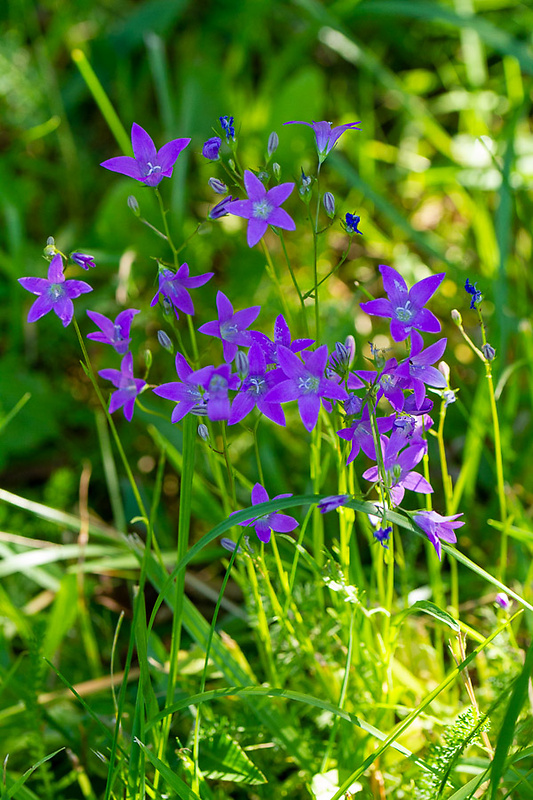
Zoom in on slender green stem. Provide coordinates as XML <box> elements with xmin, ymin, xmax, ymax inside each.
<box><xmin>155</xmin><ymin>187</ymin><xmax>178</xmax><ymax>267</ymax></box>
<box><xmin>261</xmin><ymin>239</ymin><xmax>293</xmax><ymax>326</ymax></box>
<box><xmin>279</xmin><ymin>232</ymin><xmax>308</xmax><ymax>334</ymax></box>
<box><xmin>221</xmin><ymin>422</ymin><xmax>236</xmax><ymax>509</ymax></box>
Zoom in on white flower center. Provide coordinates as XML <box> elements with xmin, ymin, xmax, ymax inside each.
<box><xmin>252</xmin><ymin>199</ymin><xmax>273</xmax><ymax>220</ymax></box>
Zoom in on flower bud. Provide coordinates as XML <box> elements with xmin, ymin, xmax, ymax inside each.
<box><xmin>197</xmin><ymin>423</ymin><xmax>209</xmax><ymax>442</ymax></box>
<box><xmin>495</xmin><ymin>592</ymin><xmax>511</xmax><ymax>611</ymax></box>
<box><xmin>267</xmin><ymin>131</ymin><xmax>279</xmax><ymax>157</ymax></box>
<box><xmin>144</xmin><ymin>349</ymin><xmax>153</xmax><ymax>371</ymax></box>
<box><xmin>208</xmin><ymin>195</ymin><xmax>235</xmax><ymax>220</ymax></box>
<box><xmin>344</xmin><ymin>213</ymin><xmax>362</xmax><ymax>235</ymax></box>
<box><xmin>257</xmin><ymin>171</ymin><xmax>269</xmax><ymax>184</ymax></box>
<box><xmin>344</xmin><ymin>335</ymin><xmax>356</xmax><ymax>367</ymax></box>
<box><xmin>127</xmin><ymin>195</ymin><xmax>140</xmax><ymax>217</ymax></box>
<box><xmin>481</xmin><ymin>342</ymin><xmax>496</xmax><ymax>361</ymax></box>
<box><xmin>157</xmin><ymin>330</ymin><xmax>173</xmax><ymax>353</ymax></box>
<box><xmin>235</xmin><ymin>350</ymin><xmax>249</xmax><ymax>380</ymax></box>
<box><xmin>438</xmin><ymin>361</ymin><xmax>450</xmax><ymax>382</ymax></box>
<box><xmin>44</xmin><ymin>236</ymin><xmax>57</xmax><ymax>257</ymax></box>
<box><xmin>228</xmin><ymin>158</ymin><xmax>236</xmax><ymax>171</ymax></box>
<box><xmin>208</xmin><ymin>177</ymin><xmax>227</xmax><ymax>195</ymax></box>
<box><xmin>323</xmin><ymin>191</ymin><xmax>335</xmax><ymax>218</ymax></box>
<box><xmin>443</xmin><ymin>389</ymin><xmax>456</xmax><ymax>408</ymax></box>
<box><xmin>71</xmin><ymin>252</ymin><xmax>95</xmax><ymax>270</ymax></box>
<box><xmin>344</xmin><ymin>393</ymin><xmax>363</xmax><ymax>416</ymax></box>
<box><xmin>162</xmin><ymin>296</ymin><xmax>173</xmax><ymax>316</ymax></box>
<box><xmin>272</xmin><ymin>162</ymin><xmax>281</xmax><ymax>180</ymax></box>
<box><xmin>451</xmin><ymin>309</ymin><xmax>462</xmax><ymax>325</ymax></box>
<box><xmin>299</xmin><ymin>167</ymin><xmax>312</xmax><ymax>200</ymax></box>
<box><xmin>220</xmin><ymin>537</ymin><xmax>242</xmax><ymax>554</ymax></box>
<box><xmin>202</xmin><ymin>136</ymin><xmax>222</xmax><ymax>160</ymax></box>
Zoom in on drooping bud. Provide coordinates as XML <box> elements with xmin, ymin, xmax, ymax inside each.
<box><xmin>127</xmin><ymin>195</ymin><xmax>140</xmax><ymax>216</ymax></box>
<box><xmin>235</xmin><ymin>350</ymin><xmax>249</xmax><ymax>381</ymax></box>
<box><xmin>272</xmin><ymin>162</ymin><xmax>281</xmax><ymax>180</ymax></box>
<box><xmin>451</xmin><ymin>309</ymin><xmax>462</xmax><ymax>325</ymax></box>
<box><xmin>197</xmin><ymin>423</ymin><xmax>209</xmax><ymax>442</ymax></box>
<box><xmin>438</xmin><ymin>361</ymin><xmax>450</xmax><ymax>382</ymax></box>
<box><xmin>208</xmin><ymin>177</ymin><xmax>228</xmax><ymax>195</ymax></box>
<box><xmin>481</xmin><ymin>342</ymin><xmax>496</xmax><ymax>361</ymax></box>
<box><xmin>267</xmin><ymin>131</ymin><xmax>279</xmax><ymax>158</ymax></box>
<box><xmin>323</xmin><ymin>191</ymin><xmax>335</xmax><ymax>218</ymax></box>
<box><xmin>202</xmin><ymin>136</ymin><xmax>222</xmax><ymax>160</ymax></box>
<box><xmin>144</xmin><ymin>349</ymin><xmax>153</xmax><ymax>371</ymax></box>
<box><xmin>157</xmin><ymin>330</ymin><xmax>173</xmax><ymax>353</ymax></box>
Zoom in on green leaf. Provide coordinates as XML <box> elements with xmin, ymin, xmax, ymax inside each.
<box><xmin>134</xmin><ymin>738</ymin><xmax>202</xmax><ymax>799</ymax></box>
<box><xmin>200</xmin><ymin>732</ymin><xmax>267</xmax><ymax>785</ymax></box>
<box><xmin>392</xmin><ymin>600</ymin><xmax>460</xmax><ymax>632</ymax></box>
<box><xmin>1</xmin><ymin>749</ymin><xmax>63</xmax><ymax>800</ymax></box>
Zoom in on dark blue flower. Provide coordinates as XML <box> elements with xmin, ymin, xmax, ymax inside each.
<box><xmin>220</xmin><ymin>116</ymin><xmax>235</xmax><ymax>142</ymax></box>
<box><xmin>373</xmin><ymin>526</ymin><xmax>392</xmax><ymax>549</ymax></box>
<box><xmin>344</xmin><ymin>214</ymin><xmax>363</xmax><ymax>235</ymax></box>
<box><xmin>465</xmin><ymin>278</ymin><xmax>483</xmax><ymax>310</ymax></box>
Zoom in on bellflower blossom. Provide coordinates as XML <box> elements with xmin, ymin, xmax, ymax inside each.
<box><xmin>150</xmin><ymin>263</ymin><xmax>213</xmax><ymax>318</ymax></box>
<box><xmin>19</xmin><ymin>253</ymin><xmax>92</xmax><ymax>327</ymax></box>
<box><xmin>363</xmin><ymin>438</ymin><xmax>432</xmax><ymax>506</ymax></box>
<box><xmin>413</xmin><ymin>510</ymin><xmax>464</xmax><ymax>560</ymax></box>
<box><xmin>251</xmin><ymin>313</ymin><xmax>314</xmax><ymax>366</ymax></box>
<box><xmin>209</xmin><ymin>195</ymin><xmax>236</xmax><ymax>220</ymax></box>
<box><xmin>265</xmin><ymin>345</ymin><xmax>348</xmax><ymax>432</ymax></box>
<box><xmin>153</xmin><ymin>353</ymin><xmax>210</xmax><ymax>422</ymax></box>
<box><xmin>198</xmin><ymin>291</ymin><xmax>261</xmax><ymax>362</ymax></box>
<box><xmin>465</xmin><ymin>278</ymin><xmax>483</xmax><ymax>309</ymax></box>
<box><xmin>360</xmin><ymin>265</ymin><xmax>445</xmax><ymax>342</ymax></box>
<box><xmin>220</xmin><ymin>116</ymin><xmax>235</xmax><ymax>141</ymax></box>
<box><xmin>394</xmin><ymin>331</ymin><xmax>448</xmax><ymax>408</ymax></box>
<box><xmin>232</xmin><ymin>483</ymin><xmax>298</xmax><ymax>544</ymax></box>
<box><xmin>225</xmin><ymin>170</ymin><xmax>295</xmax><ymax>248</ymax></box>
<box><xmin>355</xmin><ymin>357</ymin><xmax>406</xmax><ymax>412</ymax></box>
<box><xmin>99</xmin><ymin>352</ymin><xmax>146</xmax><ymax>422</ymax></box>
<box><xmin>344</xmin><ymin>214</ymin><xmax>363</xmax><ymax>235</ymax></box>
<box><xmin>188</xmin><ymin>364</ymin><xmax>240</xmax><ymax>421</ymax></box>
<box><xmin>100</xmin><ymin>123</ymin><xmax>190</xmax><ymax>187</ymax></box>
<box><xmin>337</xmin><ymin>406</ymin><xmax>395</xmax><ymax>464</ymax></box>
<box><xmin>284</xmin><ymin>120</ymin><xmax>361</xmax><ymax>162</ymax></box>
<box><xmin>71</xmin><ymin>252</ymin><xmax>96</xmax><ymax>270</ymax></box>
<box><xmin>86</xmin><ymin>308</ymin><xmax>140</xmax><ymax>354</ymax></box>
<box><xmin>228</xmin><ymin>344</ymin><xmax>286</xmax><ymax>427</ymax></box>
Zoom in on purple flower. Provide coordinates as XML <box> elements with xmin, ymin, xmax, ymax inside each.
<box><xmin>495</xmin><ymin>592</ymin><xmax>511</xmax><ymax>611</ymax></box>
<box><xmin>220</xmin><ymin>116</ymin><xmax>235</xmax><ymax>142</ymax></box>
<box><xmin>202</xmin><ymin>136</ymin><xmax>222</xmax><ymax>160</ymax></box>
<box><xmin>150</xmin><ymin>263</ymin><xmax>213</xmax><ymax>318</ymax></box>
<box><xmin>413</xmin><ymin>509</ymin><xmax>464</xmax><ymax>560</ymax></box>
<box><xmin>153</xmin><ymin>353</ymin><xmax>210</xmax><ymax>422</ymax></box>
<box><xmin>100</xmin><ymin>123</ymin><xmax>190</xmax><ymax>187</ymax></box>
<box><xmin>355</xmin><ymin>358</ymin><xmax>407</xmax><ymax>412</ymax></box>
<box><xmin>344</xmin><ymin>214</ymin><xmax>363</xmax><ymax>235</ymax></box>
<box><xmin>99</xmin><ymin>352</ymin><xmax>146</xmax><ymax>422</ymax></box>
<box><xmin>18</xmin><ymin>253</ymin><xmax>92</xmax><ymax>328</ymax></box>
<box><xmin>373</xmin><ymin>526</ymin><xmax>392</xmax><ymax>549</ymax></box>
<box><xmin>188</xmin><ymin>363</ymin><xmax>240</xmax><ymax>421</ymax></box>
<box><xmin>394</xmin><ymin>331</ymin><xmax>447</xmax><ymax>408</ymax></box>
<box><xmin>284</xmin><ymin>120</ymin><xmax>361</xmax><ymax>162</ymax></box>
<box><xmin>232</xmin><ymin>483</ymin><xmax>298</xmax><ymax>544</ymax></box>
<box><xmin>251</xmin><ymin>314</ymin><xmax>314</xmax><ymax>366</ymax></box>
<box><xmin>337</xmin><ymin>406</ymin><xmax>395</xmax><ymax>464</ymax></box>
<box><xmin>225</xmin><ymin>170</ymin><xmax>295</xmax><ymax>248</ymax></box>
<box><xmin>86</xmin><ymin>308</ymin><xmax>140</xmax><ymax>354</ymax></box>
<box><xmin>209</xmin><ymin>195</ymin><xmax>237</xmax><ymax>220</ymax></box>
<box><xmin>465</xmin><ymin>278</ymin><xmax>483</xmax><ymax>310</ymax></box>
<box><xmin>318</xmin><ymin>495</ymin><xmax>350</xmax><ymax>514</ymax></box>
<box><xmin>363</xmin><ymin>439</ymin><xmax>433</xmax><ymax>506</ymax></box>
<box><xmin>360</xmin><ymin>265</ymin><xmax>445</xmax><ymax>343</ymax></box>
<box><xmin>228</xmin><ymin>344</ymin><xmax>286</xmax><ymax>427</ymax></box>
<box><xmin>265</xmin><ymin>345</ymin><xmax>348</xmax><ymax>432</ymax></box>
<box><xmin>71</xmin><ymin>252</ymin><xmax>96</xmax><ymax>270</ymax></box>
<box><xmin>198</xmin><ymin>291</ymin><xmax>261</xmax><ymax>362</ymax></box>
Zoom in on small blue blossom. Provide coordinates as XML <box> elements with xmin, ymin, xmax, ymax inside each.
<box><xmin>344</xmin><ymin>214</ymin><xmax>363</xmax><ymax>235</ymax></box>
<box><xmin>373</xmin><ymin>526</ymin><xmax>392</xmax><ymax>549</ymax></box>
<box><xmin>202</xmin><ymin>137</ymin><xmax>222</xmax><ymax>160</ymax></box>
<box><xmin>231</xmin><ymin>483</ymin><xmax>299</xmax><ymax>544</ymax></box>
<box><xmin>465</xmin><ymin>278</ymin><xmax>483</xmax><ymax>310</ymax></box>
<box><xmin>220</xmin><ymin>115</ymin><xmax>235</xmax><ymax>142</ymax></box>
<box><xmin>71</xmin><ymin>252</ymin><xmax>96</xmax><ymax>270</ymax></box>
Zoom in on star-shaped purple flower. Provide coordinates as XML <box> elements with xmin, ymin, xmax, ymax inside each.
<box><xmin>187</xmin><ymin>363</ymin><xmax>240</xmax><ymax>421</ymax></box>
<box><xmin>150</xmin><ymin>263</ymin><xmax>213</xmax><ymax>318</ymax></box>
<box><xmin>413</xmin><ymin>509</ymin><xmax>464</xmax><ymax>560</ymax></box>
<box><xmin>100</xmin><ymin>123</ymin><xmax>190</xmax><ymax>187</ymax></box>
<box><xmin>394</xmin><ymin>331</ymin><xmax>447</xmax><ymax>409</ymax></box>
<box><xmin>360</xmin><ymin>265</ymin><xmax>445</xmax><ymax>343</ymax></box>
<box><xmin>251</xmin><ymin>314</ymin><xmax>314</xmax><ymax>366</ymax></box>
<box><xmin>99</xmin><ymin>352</ymin><xmax>146</xmax><ymax>422</ymax></box>
<box><xmin>284</xmin><ymin>120</ymin><xmax>361</xmax><ymax>161</ymax></box>
<box><xmin>225</xmin><ymin>170</ymin><xmax>295</xmax><ymax>248</ymax></box>
<box><xmin>153</xmin><ymin>353</ymin><xmax>210</xmax><ymax>422</ymax></box>
<box><xmin>198</xmin><ymin>291</ymin><xmax>261</xmax><ymax>362</ymax></box>
<box><xmin>337</xmin><ymin>406</ymin><xmax>395</xmax><ymax>465</ymax></box>
<box><xmin>265</xmin><ymin>345</ymin><xmax>348</xmax><ymax>432</ymax></box>
<box><xmin>87</xmin><ymin>308</ymin><xmax>140</xmax><ymax>354</ymax></box>
<box><xmin>18</xmin><ymin>253</ymin><xmax>92</xmax><ymax>328</ymax></box>
<box><xmin>228</xmin><ymin>344</ymin><xmax>286</xmax><ymax>427</ymax></box>
<box><xmin>363</xmin><ymin>439</ymin><xmax>433</xmax><ymax>506</ymax></box>
<box><xmin>232</xmin><ymin>483</ymin><xmax>298</xmax><ymax>544</ymax></box>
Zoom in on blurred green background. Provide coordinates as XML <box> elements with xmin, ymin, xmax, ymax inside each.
<box><xmin>1</xmin><ymin>0</ymin><xmax>533</xmax><ymax>552</ymax></box>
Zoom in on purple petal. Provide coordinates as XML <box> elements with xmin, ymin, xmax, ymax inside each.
<box><xmin>87</xmin><ymin>310</ymin><xmax>115</xmax><ymax>338</ymax></box>
<box><xmin>175</xmin><ymin>352</ymin><xmax>193</xmax><ymax>381</ymax></box>
<box><xmin>267</xmin><ymin>208</ymin><xmax>296</xmax><ymax>231</ymax></box>
<box><xmin>131</xmin><ymin>123</ymin><xmax>157</xmax><ymax>164</ymax></box>
<box><xmin>109</xmin><ymin>389</ymin><xmax>129</xmax><ymax>415</ymax></box>
<box><xmin>27</xmin><ymin>294</ymin><xmax>55</xmax><ymax>323</ymax></box>
<box><xmin>216</xmin><ymin>292</ymin><xmax>233</xmax><ymax>323</ymax></box>
<box><xmin>19</xmin><ymin>277</ymin><xmax>50</xmax><ymax>295</ymax></box>
<box><xmin>54</xmin><ymin>295</ymin><xmax>74</xmax><ymax>327</ymax></box>
<box><xmin>231</xmin><ymin>305</ymin><xmax>261</xmax><ymax>330</ymax></box>
<box><xmin>413</xmin><ymin>338</ymin><xmax>447</xmax><ymax>366</ymax></box>
<box><xmin>157</xmin><ymin>138</ymin><xmax>190</xmax><ymax>175</ymax></box>
<box><xmin>409</xmin><ymin>272</ymin><xmax>445</xmax><ymax>309</ymax></box>
<box><xmin>228</xmin><ymin>393</ymin><xmax>256</xmax><ymax>425</ymax></box>
<box><xmin>99</xmin><ymin>368</ymin><xmax>122</xmax><ymax>386</ymax></box>
<box><xmin>153</xmin><ymin>382</ymin><xmax>184</xmax><ymax>402</ymax></box>
<box><xmin>243</xmin><ymin>170</ymin><xmax>266</xmax><ymax>202</ymax></box>
<box><xmin>389</xmin><ymin>318</ymin><xmax>410</xmax><ymax>342</ymax></box>
<box><xmin>360</xmin><ymin>298</ymin><xmax>393</xmax><ymax>318</ymax></box>
<box><xmin>380</xmin><ymin>265</ymin><xmax>407</xmax><ymax>307</ymax></box>
<box><xmin>401</xmin><ymin>471</ymin><xmax>433</xmax><ymax>494</ymax></box>
<box><xmin>254</xmin><ymin>520</ymin><xmax>272</xmax><ymax>543</ymax></box>
<box><xmin>225</xmin><ymin>199</ymin><xmax>253</xmax><ymax>219</ymax></box>
<box><xmin>247</xmin><ymin>218</ymin><xmax>268</xmax><ymax>247</ymax></box>
<box><xmin>414</xmin><ymin>308</ymin><xmax>441</xmax><ymax>334</ymax></box>
<box><xmin>264</xmin><ymin>379</ymin><xmax>299</xmax><ymax>404</ymax></box>
<box><xmin>251</xmin><ymin>483</ymin><xmax>269</xmax><ymax>505</ymax></box>
<box><xmin>207</xmin><ymin>393</ymin><xmax>231</xmax><ymax>421</ymax></box>
<box><xmin>303</xmin><ymin>344</ymin><xmax>328</xmax><ymax>375</ymax></box>
<box><xmin>65</xmin><ymin>279</ymin><xmax>92</xmax><ymax>299</ymax></box>
<box><xmin>100</xmin><ymin>156</ymin><xmax>143</xmax><ymax>181</ymax></box>
<box><xmin>270</xmin><ymin>513</ymin><xmax>298</xmax><ymax>533</ymax></box>
<box><xmin>48</xmin><ymin>253</ymin><xmax>65</xmax><ymax>284</ymax></box>
<box><xmin>180</xmin><ymin>271</ymin><xmax>214</xmax><ymax>288</ymax></box>
<box><xmin>257</xmin><ymin>398</ymin><xmax>286</xmax><ymax>426</ymax></box>
<box><xmin>222</xmin><ymin>341</ymin><xmax>238</xmax><ymax>362</ymax></box>
<box><xmin>277</xmin><ymin>345</ymin><xmax>306</xmax><ymax>379</ymax></box>
<box><xmin>266</xmin><ymin>183</ymin><xmax>294</xmax><ymax>207</ymax></box>
<box><xmin>298</xmin><ymin>394</ymin><xmax>320</xmax><ymax>431</ymax></box>
<box><xmin>198</xmin><ymin>320</ymin><xmax>221</xmax><ymax>338</ymax></box>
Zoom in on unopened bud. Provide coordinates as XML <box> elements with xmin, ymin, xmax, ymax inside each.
<box><xmin>438</xmin><ymin>361</ymin><xmax>450</xmax><ymax>382</ymax></box>
<box><xmin>197</xmin><ymin>423</ymin><xmax>209</xmax><ymax>442</ymax></box>
<box><xmin>323</xmin><ymin>191</ymin><xmax>335</xmax><ymax>218</ymax></box>
<box><xmin>228</xmin><ymin>159</ymin><xmax>236</xmax><ymax>171</ymax></box>
<box><xmin>44</xmin><ymin>236</ymin><xmax>57</xmax><ymax>257</ymax></box>
<box><xmin>144</xmin><ymin>349</ymin><xmax>153</xmax><ymax>371</ymax></box>
<box><xmin>235</xmin><ymin>350</ymin><xmax>249</xmax><ymax>380</ymax></box>
<box><xmin>481</xmin><ymin>342</ymin><xmax>496</xmax><ymax>361</ymax></box>
<box><xmin>127</xmin><ymin>195</ymin><xmax>140</xmax><ymax>216</ymax></box>
<box><xmin>495</xmin><ymin>591</ymin><xmax>511</xmax><ymax>611</ymax></box>
<box><xmin>208</xmin><ymin>177</ymin><xmax>227</xmax><ymax>195</ymax></box>
<box><xmin>162</xmin><ymin>296</ymin><xmax>173</xmax><ymax>316</ymax></box>
<box><xmin>344</xmin><ymin>335</ymin><xmax>356</xmax><ymax>367</ymax></box>
<box><xmin>157</xmin><ymin>330</ymin><xmax>173</xmax><ymax>353</ymax></box>
<box><xmin>257</xmin><ymin>171</ymin><xmax>269</xmax><ymax>184</ymax></box>
<box><xmin>451</xmin><ymin>309</ymin><xmax>462</xmax><ymax>325</ymax></box>
<box><xmin>267</xmin><ymin>131</ymin><xmax>279</xmax><ymax>158</ymax></box>
<box><xmin>272</xmin><ymin>162</ymin><xmax>281</xmax><ymax>180</ymax></box>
